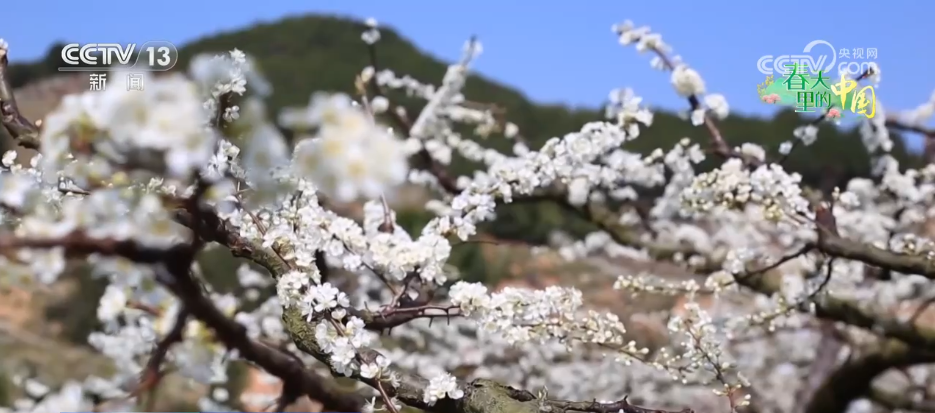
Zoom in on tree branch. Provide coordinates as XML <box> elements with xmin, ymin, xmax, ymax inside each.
<box><xmin>817</xmin><ymin>230</ymin><xmax>935</xmax><ymax>281</ymax></box>
<box><xmin>544</xmin><ymin>395</ymin><xmax>694</xmax><ymax>413</ymax></box>
<box><xmin>0</xmin><ymin>42</ymin><xmax>40</xmax><ymax>149</ymax></box>
<box><xmin>160</xmin><ymin>262</ymin><xmax>366</xmax><ymax>413</ymax></box>
<box><xmin>803</xmin><ymin>340</ymin><xmax>935</xmax><ymax>413</ymax></box>
<box><xmin>0</xmin><ymin>230</ymin><xmax>365</xmax><ymax>412</ymax></box>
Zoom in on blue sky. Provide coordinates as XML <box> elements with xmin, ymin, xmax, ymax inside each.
<box><xmin>5</xmin><ymin>1</ymin><xmax>934</xmax><ymax>150</ymax></box>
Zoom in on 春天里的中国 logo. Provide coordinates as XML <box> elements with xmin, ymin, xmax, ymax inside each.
<box><xmin>756</xmin><ymin>40</ymin><xmax>879</xmax><ymax>119</ymax></box>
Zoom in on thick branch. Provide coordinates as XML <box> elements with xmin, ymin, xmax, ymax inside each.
<box><xmin>138</xmin><ymin>308</ymin><xmax>189</xmax><ymax>391</ymax></box>
<box><xmin>735</xmin><ymin>257</ymin><xmax>935</xmax><ymax>350</ymax></box>
<box><xmin>0</xmin><ymin>232</ymin><xmax>192</xmax><ymax>264</ymax></box>
<box><xmin>803</xmin><ymin>340</ymin><xmax>935</xmax><ymax>413</ymax></box>
<box><xmin>793</xmin><ymin>321</ymin><xmax>843</xmax><ymax>413</ymax></box>
<box><xmin>365</xmin><ymin>41</ymin><xmax>458</xmax><ymax>193</ymax></box>
<box><xmin>161</xmin><ymin>264</ymin><xmax>366</xmax><ymax>412</ymax></box>
<box><xmin>817</xmin><ymin>230</ymin><xmax>935</xmax><ymax>281</ymax></box>
<box><xmin>545</xmin><ymin>395</ymin><xmax>694</xmax><ymax>413</ymax></box>
<box><xmin>729</xmin><ymin>253</ymin><xmax>935</xmax><ymax>413</ymax></box>
<box><xmin>885</xmin><ymin>115</ymin><xmax>935</xmax><ymax>164</ymax></box>
<box><xmin>0</xmin><ymin>43</ymin><xmax>40</xmax><ymax>149</ymax></box>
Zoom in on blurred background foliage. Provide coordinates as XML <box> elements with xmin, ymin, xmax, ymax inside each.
<box><xmin>2</xmin><ymin>14</ymin><xmax>921</xmax><ymax>357</ymax></box>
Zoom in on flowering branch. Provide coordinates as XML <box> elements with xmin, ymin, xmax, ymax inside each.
<box><xmin>363</xmin><ymin>34</ymin><xmax>459</xmax><ymax>194</ymax></box>
<box><xmin>543</xmin><ymin>395</ymin><xmax>693</xmax><ymax>413</ymax></box>
<box><xmin>137</xmin><ymin>308</ymin><xmax>189</xmax><ymax>397</ymax></box>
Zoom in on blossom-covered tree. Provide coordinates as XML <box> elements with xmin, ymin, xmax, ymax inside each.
<box><xmin>1</xmin><ymin>18</ymin><xmax>935</xmax><ymax>413</ymax></box>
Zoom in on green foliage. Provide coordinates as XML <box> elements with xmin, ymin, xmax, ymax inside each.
<box><xmin>219</xmin><ymin>362</ymin><xmax>250</xmax><ymax>409</ymax></box>
<box><xmin>197</xmin><ymin>247</ymin><xmax>247</xmax><ymax>293</ymax></box>
<box><xmin>6</xmin><ymin>42</ymin><xmax>70</xmax><ymax>89</ymax></box>
<box><xmin>43</xmin><ymin>268</ymin><xmax>107</xmax><ymax>345</ymax></box>
<box><xmin>0</xmin><ymin>369</ymin><xmax>11</xmax><ymax>406</ymax></box>
<box><xmin>161</xmin><ymin>399</ymin><xmax>201</xmax><ymax>412</ymax></box>
<box><xmin>43</xmin><ymin>250</ymin><xmax>251</xmax><ymax>348</ymax></box>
